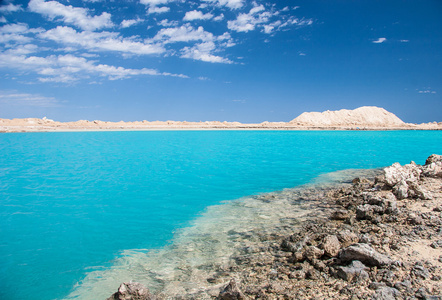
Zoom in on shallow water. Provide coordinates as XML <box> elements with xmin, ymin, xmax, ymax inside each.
<box><xmin>0</xmin><ymin>130</ymin><xmax>441</xmax><ymax>300</ymax></box>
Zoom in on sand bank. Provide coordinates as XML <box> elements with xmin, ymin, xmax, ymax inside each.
<box><xmin>1</xmin><ymin>106</ymin><xmax>441</xmax><ymax>132</ymax></box>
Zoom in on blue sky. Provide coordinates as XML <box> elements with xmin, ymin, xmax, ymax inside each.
<box><xmin>0</xmin><ymin>0</ymin><xmax>441</xmax><ymax>123</ymax></box>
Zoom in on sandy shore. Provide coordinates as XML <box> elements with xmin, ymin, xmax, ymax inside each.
<box><xmin>1</xmin><ymin>118</ymin><xmax>441</xmax><ymax>132</ymax></box>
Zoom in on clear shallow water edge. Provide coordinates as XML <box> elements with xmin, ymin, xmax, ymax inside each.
<box><xmin>0</xmin><ymin>130</ymin><xmax>441</xmax><ymax>300</ymax></box>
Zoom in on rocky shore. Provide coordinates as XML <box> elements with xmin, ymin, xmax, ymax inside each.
<box><xmin>108</xmin><ymin>155</ymin><xmax>442</xmax><ymax>300</ymax></box>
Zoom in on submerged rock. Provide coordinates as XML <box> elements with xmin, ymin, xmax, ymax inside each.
<box><xmin>218</xmin><ymin>279</ymin><xmax>246</xmax><ymax>300</ymax></box>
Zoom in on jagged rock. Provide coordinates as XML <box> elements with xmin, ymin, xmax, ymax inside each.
<box><xmin>335</xmin><ymin>260</ymin><xmax>369</xmax><ymax>282</ymax></box>
<box><xmin>281</xmin><ymin>235</ymin><xmax>308</xmax><ymax>253</ymax></box>
<box><xmin>371</xmin><ymin>286</ymin><xmax>401</xmax><ymax>300</ymax></box>
<box><xmin>422</xmin><ymin>161</ymin><xmax>442</xmax><ymax>178</ymax></box>
<box><xmin>430</xmin><ymin>240</ymin><xmax>442</xmax><ymax>248</ymax></box>
<box><xmin>331</xmin><ymin>209</ymin><xmax>350</xmax><ymax>220</ymax></box>
<box><xmin>394</xmin><ymin>280</ymin><xmax>412</xmax><ymax>292</ymax></box>
<box><xmin>322</xmin><ymin>235</ymin><xmax>341</xmax><ymax>257</ymax></box>
<box><xmin>218</xmin><ymin>279</ymin><xmax>246</xmax><ymax>300</ymax></box>
<box><xmin>411</xmin><ymin>264</ymin><xmax>430</xmax><ymax>279</ymax></box>
<box><xmin>408</xmin><ymin>182</ymin><xmax>432</xmax><ymax>200</ymax></box>
<box><xmin>384</xmin><ymin>162</ymin><xmax>421</xmax><ymax>187</ymax></box>
<box><xmin>337</xmin><ymin>230</ymin><xmax>359</xmax><ymax>248</ymax></box>
<box><xmin>356</xmin><ymin>204</ymin><xmax>384</xmax><ymax>220</ymax></box>
<box><xmin>338</xmin><ymin>243</ymin><xmax>392</xmax><ymax>267</ymax></box>
<box><xmin>425</xmin><ymin>154</ymin><xmax>442</xmax><ymax>165</ymax></box>
<box><xmin>107</xmin><ymin>282</ymin><xmax>154</xmax><ymax>300</ymax></box>
<box><xmin>304</xmin><ymin>246</ymin><xmax>324</xmax><ymax>261</ymax></box>
<box><xmin>407</xmin><ymin>213</ymin><xmax>423</xmax><ymax>225</ymax></box>
<box><xmin>393</xmin><ymin>180</ymin><xmax>409</xmax><ymax>200</ymax></box>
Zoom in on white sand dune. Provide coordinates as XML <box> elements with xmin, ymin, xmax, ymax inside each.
<box><xmin>290</xmin><ymin>106</ymin><xmax>405</xmax><ymax>126</ymax></box>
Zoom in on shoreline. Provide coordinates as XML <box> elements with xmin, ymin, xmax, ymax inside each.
<box><xmin>1</xmin><ymin>117</ymin><xmax>441</xmax><ymax>133</ymax></box>
<box><xmin>106</xmin><ymin>155</ymin><xmax>442</xmax><ymax>299</ymax></box>
<box><xmin>2</xmin><ymin>126</ymin><xmax>442</xmax><ymax>133</ymax></box>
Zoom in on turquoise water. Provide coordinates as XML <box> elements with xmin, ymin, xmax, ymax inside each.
<box><xmin>0</xmin><ymin>130</ymin><xmax>440</xmax><ymax>300</ymax></box>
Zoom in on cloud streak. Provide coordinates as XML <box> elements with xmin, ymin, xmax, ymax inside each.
<box><xmin>28</xmin><ymin>0</ymin><xmax>113</xmax><ymax>31</ymax></box>
<box><xmin>0</xmin><ymin>91</ymin><xmax>60</xmax><ymax>107</ymax></box>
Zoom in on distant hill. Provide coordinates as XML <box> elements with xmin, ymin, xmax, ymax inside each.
<box><xmin>290</xmin><ymin>106</ymin><xmax>406</xmax><ymax>126</ymax></box>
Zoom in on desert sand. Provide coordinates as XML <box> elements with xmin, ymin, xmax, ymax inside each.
<box><xmin>1</xmin><ymin>106</ymin><xmax>441</xmax><ymax>132</ymax></box>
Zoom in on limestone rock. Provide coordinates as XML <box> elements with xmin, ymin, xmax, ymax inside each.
<box><xmin>337</xmin><ymin>230</ymin><xmax>359</xmax><ymax>248</ymax></box>
<box><xmin>331</xmin><ymin>209</ymin><xmax>350</xmax><ymax>220</ymax></box>
<box><xmin>338</xmin><ymin>243</ymin><xmax>392</xmax><ymax>267</ymax></box>
<box><xmin>384</xmin><ymin>162</ymin><xmax>421</xmax><ymax>187</ymax></box>
<box><xmin>321</xmin><ymin>235</ymin><xmax>341</xmax><ymax>257</ymax></box>
<box><xmin>392</xmin><ymin>180</ymin><xmax>409</xmax><ymax>200</ymax></box>
<box><xmin>218</xmin><ymin>279</ymin><xmax>246</xmax><ymax>300</ymax></box>
<box><xmin>425</xmin><ymin>154</ymin><xmax>442</xmax><ymax>165</ymax></box>
<box><xmin>107</xmin><ymin>282</ymin><xmax>154</xmax><ymax>300</ymax></box>
<box><xmin>371</xmin><ymin>286</ymin><xmax>401</xmax><ymax>300</ymax></box>
<box><xmin>422</xmin><ymin>154</ymin><xmax>442</xmax><ymax>178</ymax></box>
<box><xmin>304</xmin><ymin>246</ymin><xmax>324</xmax><ymax>261</ymax></box>
<box><xmin>335</xmin><ymin>260</ymin><xmax>369</xmax><ymax>282</ymax></box>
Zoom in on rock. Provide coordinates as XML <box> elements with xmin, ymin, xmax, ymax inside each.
<box><xmin>430</xmin><ymin>240</ymin><xmax>442</xmax><ymax>249</ymax></box>
<box><xmin>408</xmin><ymin>182</ymin><xmax>432</xmax><ymax>200</ymax></box>
<box><xmin>304</xmin><ymin>246</ymin><xmax>324</xmax><ymax>261</ymax></box>
<box><xmin>371</xmin><ymin>286</ymin><xmax>401</xmax><ymax>300</ymax></box>
<box><xmin>107</xmin><ymin>282</ymin><xmax>154</xmax><ymax>300</ymax></box>
<box><xmin>384</xmin><ymin>162</ymin><xmax>421</xmax><ymax>187</ymax></box>
<box><xmin>393</xmin><ymin>180</ymin><xmax>409</xmax><ymax>200</ymax></box>
<box><xmin>337</xmin><ymin>230</ymin><xmax>359</xmax><ymax>248</ymax></box>
<box><xmin>407</xmin><ymin>213</ymin><xmax>423</xmax><ymax>225</ymax></box>
<box><xmin>394</xmin><ymin>280</ymin><xmax>412</xmax><ymax>292</ymax></box>
<box><xmin>356</xmin><ymin>204</ymin><xmax>375</xmax><ymax>220</ymax></box>
<box><xmin>335</xmin><ymin>260</ymin><xmax>369</xmax><ymax>282</ymax></box>
<box><xmin>306</xmin><ymin>268</ymin><xmax>321</xmax><ymax>280</ymax></box>
<box><xmin>422</xmin><ymin>161</ymin><xmax>442</xmax><ymax>178</ymax></box>
<box><xmin>426</xmin><ymin>154</ymin><xmax>442</xmax><ymax>165</ymax></box>
<box><xmin>218</xmin><ymin>279</ymin><xmax>246</xmax><ymax>300</ymax></box>
<box><xmin>411</xmin><ymin>264</ymin><xmax>430</xmax><ymax>279</ymax></box>
<box><xmin>322</xmin><ymin>235</ymin><xmax>341</xmax><ymax>257</ymax></box>
<box><xmin>338</xmin><ymin>243</ymin><xmax>393</xmax><ymax>267</ymax></box>
<box><xmin>331</xmin><ymin>209</ymin><xmax>350</xmax><ymax>220</ymax></box>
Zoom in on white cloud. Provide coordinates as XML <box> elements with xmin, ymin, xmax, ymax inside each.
<box><xmin>213</xmin><ymin>14</ymin><xmax>224</xmax><ymax>21</ymax></box>
<box><xmin>158</xmin><ymin>19</ymin><xmax>179</xmax><ymax>27</ymax></box>
<box><xmin>0</xmin><ymin>3</ymin><xmax>23</xmax><ymax>13</ymax></box>
<box><xmin>372</xmin><ymin>37</ymin><xmax>387</xmax><ymax>44</ymax></box>
<box><xmin>154</xmin><ymin>24</ymin><xmax>214</xmax><ymax>43</ymax></box>
<box><xmin>140</xmin><ymin>0</ymin><xmax>171</xmax><ymax>6</ymax></box>
<box><xmin>202</xmin><ymin>0</ymin><xmax>244</xmax><ymax>10</ymax></box>
<box><xmin>400</xmin><ymin>39</ymin><xmax>409</xmax><ymax>43</ymax></box>
<box><xmin>0</xmin><ymin>52</ymin><xmax>187</xmax><ymax>82</ymax></box>
<box><xmin>181</xmin><ymin>41</ymin><xmax>232</xmax><ymax>64</ymax></box>
<box><xmin>418</xmin><ymin>90</ymin><xmax>436</xmax><ymax>94</ymax></box>
<box><xmin>28</xmin><ymin>0</ymin><xmax>113</xmax><ymax>31</ymax></box>
<box><xmin>0</xmin><ymin>23</ymin><xmax>42</xmax><ymax>44</ymax></box>
<box><xmin>147</xmin><ymin>6</ymin><xmax>170</xmax><ymax>14</ymax></box>
<box><xmin>39</xmin><ymin>26</ymin><xmax>165</xmax><ymax>55</ymax></box>
<box><xmin>227</xmin><ymin>5</ymin><xmax>270</xmax><ymax>32</ymax></box>
<box><xmin>183</xmin><ymin>10</ymin><xmax>213</xmax><ymax>21</ymax></box>
<box><xmin>0</xmin><ymin>91</ymin><xmax>60</xmax><ymax>107</ymax></box>
<box><xmin>0</xmin><ymin>16</ymin><xmax>7</xmax><ymax>23</ymax></box>
<box><xmin>121</xmin><ymin>18</ymin><xmax>143</xmax><ymax>28</ymax></box>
